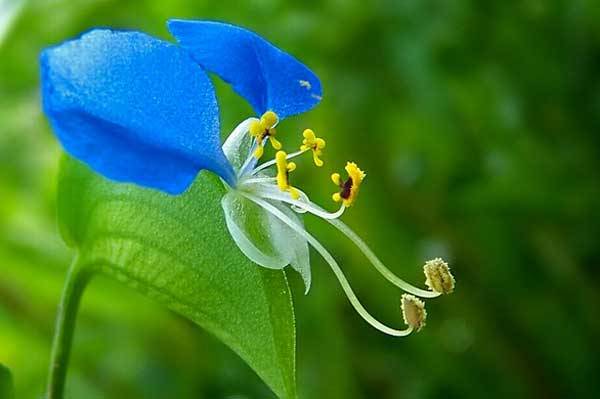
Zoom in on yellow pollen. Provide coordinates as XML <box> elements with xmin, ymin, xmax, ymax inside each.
<box><xmin>269</xmin><ymin>134</ymin><xmax>282</xmax><ymax>150</ymax></box>
<box><xmin>260</xmin><ymin>111</ymin><xmax>278</xmax><ymax>128</ymax></box>
<box><xmin>253</xmin><ymin>145</ymin><xmax>264</xmax><ymax>159</ymax></box>
<box><xmin>249</xmin><ymin>111</ymin><xmax>281</xmax><ymax>159</ymax></box>
<box><xmin>275</xmin><ymin>151</ymin><xmax>300</xmax><ymax>200</ymax></box>
<box><xmin>249</xmin><ymin>120</ymin><xmax>263</xmax><ymax>137</ymax></box>
<box><xmin>331</xmin><ymin>162</ymin><xmax>366</xmax><ymax>207</ymax></box>
<box><xmin>331</xmin><ymin>173</ymin><xmax>341</xmax><ymax>185</ymax></box>
<box><xmin>300</xmin><ymin>128</ymin><xmax>326</xmax><ymax>167</ymax></box>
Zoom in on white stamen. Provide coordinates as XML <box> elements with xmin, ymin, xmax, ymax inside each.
<box><xmin>287</xmin><ymin>198</ymin><xmax>440</xmax><ymax>298</ymax></box>
<box><xmin>251</xmin><ymin>149</ymin><xmax>308</xmax><ymax>176</ymax></box>
<box><xmin>241</xmin><ymin>192</ymin><xmax>414</xmax><ymax>337</ymax></box>
<box><xmin>237</xmin><ymin>139</ymin><xmax>258</xmax><ymax>177</ymax></box>
<box><xmin>242</xmin><ymin>176</ymin><xmax>277</xmax><ymax>185</ymax></box>
<box><xmin>328</xmin><ymin>219</ymin><xmax>441</xmax><ymax>299</ymax></box>
<box><xmin>287</xmin><ymin>187</ymin><xmax>310</xmax><ymax>214</ymax></box>
<box><xmin>253</xmin><ymin>184</ymin><xmax>346</xmax><ymax>219</ymax></box>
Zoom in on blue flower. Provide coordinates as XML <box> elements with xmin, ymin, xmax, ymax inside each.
<box><xmin>168</xmin><ymin>20</ymin><xmax>322</xmax><ymax>119</ymax></box>
<box><xmin>41</xmin><ymin>22</ymin><xmax>321</xmax><ymax>194</ymax></box>
<box><xmin>41</xmin><ymin>29</ymin><xmax>232</xmax><ymax>194</ymax></box>
<box><xmin>41</xmin><ymin>20</ymin><xmax>454</xmax><ymax>337</ymax></box>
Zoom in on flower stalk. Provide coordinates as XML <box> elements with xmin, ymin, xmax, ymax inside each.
<box><xmin>46</xmin><ymin>257</ymin><xmax>91</xmax><ymax>399</ymax></box>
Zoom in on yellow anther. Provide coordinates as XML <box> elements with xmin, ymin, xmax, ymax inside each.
<box><xmin>269</xmin><ymin>135</ymin><xmax>282</xmax><ymax>150</ymax></box>
<box><xmin>249</xmin><ymin>111</ymin><xmax>282</xmax><ymax>159</ymax></box>
<box><xmin>300</xmin><ymin>129</ymin><xmax>317</xmax><ymax>146</ymax></box>
<box><xmin>275</xmin><ymin>151</ymin><xmax>288</xmax><ymax>190</ymax></box>
<box><xmin>249</xmin><ymin>120</ymin><xmax>263</xmax><ymax>137</ymax></box>
<box><xmin>275</xmin><ymin>151</ymin><xmax>300</xmax><ymax>199</ymax></box>
<box><xmin>312</xmin><ymin>152</ymin><xmax>324</xmax><ymax>167</ymax></box>
<box><xmin>288</xmin><ymin>187</ymin><xmax>300</xmax><ymax>200</ymax></box>
<box><xmin>331</xmin><ymin>162</ymin><xmax>366</xmax><ymax>207</ymax></box>
<box><xmin>331</xmin><ymin>173</ymin><xmax>341</xmax><ymax>185</ymax></box>
<box><xmin>253</xmin><ymin>144</ymin><xmax>265</xmax><ymax>159</ymax></box>
<box><xmin>300</xmin><ymin>128</ymin><xmax>326</xmax><ymax>167</ymax></box>
<box><xmin>260</xmin><ymin>110</ymin><xmax>278</xmax><ymax>129</ymax></box>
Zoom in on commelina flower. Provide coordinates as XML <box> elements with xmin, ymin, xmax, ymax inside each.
<box><xmin>40</xmin><ymin>20</ymin><xmax>455</xmax><ymax>336</ymax></box>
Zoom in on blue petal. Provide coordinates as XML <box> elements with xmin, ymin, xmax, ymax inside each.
<box><xmin>168</xmin><ymin>20</ymin><xmax>322</xmax><ymax>119</ymax></box>
<box><xmin>40</xmin><ymin>29</ymin><xmax>235</xmax><ymax>194</ymax></box>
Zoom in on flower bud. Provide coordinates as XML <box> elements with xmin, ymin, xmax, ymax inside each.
<box><xmin>423</xmin><ymin>258</ymin><xmax>455</xmax><ymax>294</ymax></box>
<box><xmin>401</xmin><ymin>294</ymin><xmax>426</xmax><ymax>332</ymax></box>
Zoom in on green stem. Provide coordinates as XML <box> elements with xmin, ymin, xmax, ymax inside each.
<box><xmin>46</xmin><ymin>257</ymin><xmax>91</xmax><ymax>399</ymax></box>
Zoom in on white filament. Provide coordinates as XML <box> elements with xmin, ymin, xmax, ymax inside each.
<box><xmin>328</xmin><ymin>218</ymin><xmax>440</xmax><ymax>299</ymax></box>
<box><xmin>250</xmin><ymin>149</ymin><xmax>308</xmax><ymax>176</ymax></box>
<box><xmin>238</xmin><ymin>139</ymin><xmax>261</xmax><ymax>178</ymax></box>
<box><xmin>241</xmin><ymin>192</ymin><xmax>414</xmax><ymax>337</ymax></box>
<box><xmin>251</xmin><ymin>184</ymin><xmax>346</xmax><ymax>220</ymax></box>
<box><xmin>241</xmin><ymin>177</ymin><xmax>277</xmax><ymax>185</ymax></box>
<box><xmin>287</xmin><ymin>198</ymin><xmax>439</xmax><ymax>298</ymax></box>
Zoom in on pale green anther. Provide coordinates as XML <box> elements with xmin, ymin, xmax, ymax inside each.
<box><xmin>424</xmin><ymin>258</ymin><xmax>455</xmax><ymax>294</ymax></box>
<box><xmin>401</xmin><ymin>294</ymin><xmax>427</xmax><ymax>332</ymax></box>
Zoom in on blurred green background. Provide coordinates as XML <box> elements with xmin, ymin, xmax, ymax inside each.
<box><xmin>1</xmin><ymin>0</ymin><xmax>600</xmax><ymax>398</ymax></box>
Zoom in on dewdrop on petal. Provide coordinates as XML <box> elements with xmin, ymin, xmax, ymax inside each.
<box><xmin>401</xmin><ymin>294</ymin><xmax>427</xmax><ymax>332</ymax></box>
<box><xmin>423</xmin><ymin>258</ymin><xmax>455</xmax><ymax>294</ymax></box>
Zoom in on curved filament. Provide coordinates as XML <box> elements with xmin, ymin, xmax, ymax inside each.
<box><xmin>253</xmin><ymin>185</ymin><xmax>346</xmax><ymax>220</ymax></box>
<box><xmin>251</xmin><ymin>149</ymin><xmax>307</xmax><ymax>176</ymax></box>
<box><xmin>241</xmin><ymin>192</ymin><xmax>414</xmax><ymax>337</ymax></box>
<box><xmin>327</xmin><ymin>218</ymin><xmax>440</xmax><ymax>298</ymax></box>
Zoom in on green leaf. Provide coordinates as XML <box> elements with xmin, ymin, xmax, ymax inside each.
<box><xmin>0</xmin><ymin>364</ymin><xmax>14</xmax><ymax>399</ymax></box>
<box><xmin>56</xmin><ymin>155</ymin><xmax>296</xmax><ymax>399</ymax></box>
